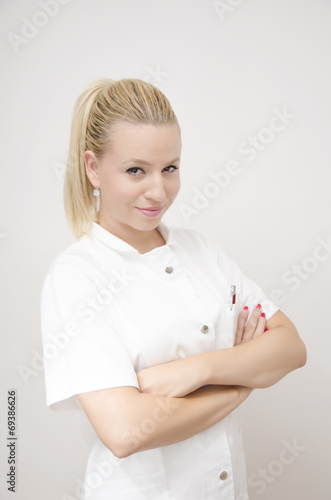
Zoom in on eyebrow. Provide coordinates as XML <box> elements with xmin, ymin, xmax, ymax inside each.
<box><xmin>123</xmin><ymin>157</ymin><xmax>180</xmax><ymax>166</ymax></box>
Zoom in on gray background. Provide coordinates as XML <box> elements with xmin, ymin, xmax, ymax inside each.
<box><xmin>1</xmin><ymin>0</ymin><xmax>330</xmax><ymax>499</ymax></box>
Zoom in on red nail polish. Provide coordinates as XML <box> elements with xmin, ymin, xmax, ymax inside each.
<box><xmin>264</xmin><ymin>328</ymin><xmax>268</xmax><ymax>332</ymax></box>
<box><xmin>244</xmin><ymin>306</ymin><xmax>248</xmax><ymax>311</ymax></box>
<box><xmin>261</xmin><ymin>312</ymin><xmax>265</xmax><ymax>318</ymax></box>
<box><xmin>256</xmin><ymin>304</ymin><xmax>261</xmax><ymax>309</ymax></box>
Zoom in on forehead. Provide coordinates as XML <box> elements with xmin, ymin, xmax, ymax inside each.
<box><xmin>107</xmin><ymin>122</ymin><xmax>182</xmax><ymax>160</ymax></box>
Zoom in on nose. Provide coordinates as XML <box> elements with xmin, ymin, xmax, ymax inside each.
<box><xmin>144</xmin><ymin>174</ymin><xmax>166</xmax><ymax>202</ymax></box>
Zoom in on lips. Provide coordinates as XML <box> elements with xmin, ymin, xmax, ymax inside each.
<box><xmin>136</xmin><ymin>206</ymin><xmax>164</xmax><ymax>217</ymax></box>
<box><xmin>138</xmin><ymin>206</ymin><xmax>163</xmax><ymax>211</ymax></box>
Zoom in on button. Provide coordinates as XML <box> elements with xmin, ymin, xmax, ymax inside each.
<box><xmin>201</xmin><ymin>325</ymin><xmax>209</xmax><ymax>334</ymax></box>
<box><xmin>165</xmin><ymin>266</ymin><xmax>174</xmax><ymax>273</ymax></box>
<box><xmin>219</xmin><ymin>471</ymin><xmax>228</xmax><ymax>480</ymax></box>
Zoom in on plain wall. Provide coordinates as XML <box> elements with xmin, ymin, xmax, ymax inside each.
<box><xmin>1</xmin><ymin>0</ymin><xmax>330</xmax><ymax>499</ymax></box>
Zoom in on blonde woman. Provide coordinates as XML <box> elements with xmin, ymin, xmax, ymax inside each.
<box><xmin>40</xmin><ymin>78</ymin><xmax>306</xmax><ymax>500</ymax></box>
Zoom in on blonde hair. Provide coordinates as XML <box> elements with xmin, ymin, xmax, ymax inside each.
<box><xmin>63</xmin><ymin>78</ymin><xmax>180</xmax><ymax>239</ymax></box>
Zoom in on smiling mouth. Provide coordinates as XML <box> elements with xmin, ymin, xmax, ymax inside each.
<box><xmin>135</xmin><ymin>206</ymin><xmax>164</xmax><ymax>217</ymax></box>
<box><xmin>137</xmin><ymin>206</ymin><xmax>163</xmax><ymax>211</ymax></box>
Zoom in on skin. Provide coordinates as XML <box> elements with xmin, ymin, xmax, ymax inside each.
<box><xmin>77</xmin><ymin>122</ymin><xmax>307</xmax><ymax>458</ymax></box>
<box><xmin>84</xmin><ymin>121</ymin><xmax>182</xmax><ymax>254</ymax></box>
<box><xmin>136</xmin><ymin>307</ymin><xmax>307</xmax><ymax>398</ymax></box>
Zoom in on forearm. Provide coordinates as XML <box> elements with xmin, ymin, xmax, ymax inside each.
<box><xmin>123</xmin><ymin>385</ymin><xmax>251</xmax><ymax>456</ymax></box>
<box><xmin>186</xmin><ymin>326</ymin><xmax>306</xmax><ymax>389</ymax></box>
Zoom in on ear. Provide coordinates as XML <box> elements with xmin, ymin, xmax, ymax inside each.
<box><xmin>84</xmin><ymin>150</ymin><xmax>100</xmax><ymax>188</ymax></box>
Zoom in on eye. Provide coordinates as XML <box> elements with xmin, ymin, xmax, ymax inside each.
<box><xmin>163</xmin><ymin>165</ymin><xmax>178</xmax><ymax>173</ymax></box>
<box><xmin>125</xmin><ymin>167</ymin><xmax>144</xmax><ymax>176</ymax></box>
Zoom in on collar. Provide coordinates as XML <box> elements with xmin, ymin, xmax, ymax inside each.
<box><xmin>89</xmin><ymin>220</ymin><xmax>177</xmax><ymax>253</ymax></box>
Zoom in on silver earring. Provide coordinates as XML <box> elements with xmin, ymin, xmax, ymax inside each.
<box><xmin>93</xmin><ymin>188</ymin><xmax>100</xmax><ymax>213</ymax></box>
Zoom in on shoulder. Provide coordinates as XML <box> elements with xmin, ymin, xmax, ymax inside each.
<box><xmin>168</xmin><ymin>224</ymin><xmax>239</xmax><ymax>274</ymax></box>
<box><xmin>168</xmin><ymin>224</ymin><xmax>212</xmax><ymax>248</ymax></box>
<box><xmin>168</xmin><ymin>224</ymin><xmax>224</xmax><ymax>256</ymax></box>
<box><xmin>45</xmin><ymin>236</ymin><xmax>92</xmax><ymax>274</ymax></box>
<box><xmin>40</xmin><ymin>235</ymin><xmax>103</xmax><ymax>300</ymax></box>
<box><xmin>44</xmin><ymin>229</ymin><xmax>121</xmax><ymax>277</ymax></box>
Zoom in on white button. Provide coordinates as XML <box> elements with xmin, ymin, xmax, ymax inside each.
<box><xmin>219</xmin><ymin>471</ymin><xmax>228</xmax><ymax>480</ymax></box>
<box><xmin>201</xmin><ymin>325</ymin><xmax>209</xmax><ymax>334</ymax></box>
<box><xmin>165</xmin><ymin>266</ymin><xmax>174</xmax><ymax>273</ymax></box>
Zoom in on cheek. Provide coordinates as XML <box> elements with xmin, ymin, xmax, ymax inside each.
<box><xmin>102</xmin><ymin>175</ymin><xmax>137</xmax><ymax>200</ymax></box>
<box><xmin>170</xmin><ymin>177</ymin><xmax>180</xmax><ymax>198</ymax></box>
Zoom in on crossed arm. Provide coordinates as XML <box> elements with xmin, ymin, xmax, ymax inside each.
<box><xmin>76</xmin><ymin>306</ymin><xmax>306</xmax><ymax>458</ymax></box>
<box><xmin>137</xmin><ymin>307</ymin><xmax>307</xmax><ymax>397</ymax></box>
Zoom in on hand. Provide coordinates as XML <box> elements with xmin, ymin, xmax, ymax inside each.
<box><xmin>234</xmin><ymin>304</ymin><xmax>267</xmax><ymax>346</ymax></box>
<box><xmin>137</xmin><ymin>356</ymin><xmax>204</xmax><ymax>398</ymax></box>
<box><xmin>137</xmin><ymin>304</ymin><xmax>267</xmax><ymax>397</ymax></box>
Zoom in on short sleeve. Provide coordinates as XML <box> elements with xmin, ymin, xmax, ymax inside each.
<box><xmin>205</xmin><ymin>236</ymin><xmax>279</xmax><ymax>320</ymax></box>
<box><xmin>40</xmin><ymin>269</ymin><xmax>139</xmax><ymax>411</ymax></box>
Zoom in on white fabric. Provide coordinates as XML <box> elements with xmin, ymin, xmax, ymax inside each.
<box><xmin>40</xmin><ymin>221</ymin><xmax>279</xmax><ymax>500</ymax></box>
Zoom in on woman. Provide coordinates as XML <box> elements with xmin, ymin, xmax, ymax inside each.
<box><xmin>40</xmin><ymin>78</ymin><xmax>306</xmax><ymax>500</ymax></box>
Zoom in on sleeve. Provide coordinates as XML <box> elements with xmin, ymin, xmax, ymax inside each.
<box><xmin>205</xmin><ymin>236</ymin><xmax>279</xmax><ymax>321</ymax></box>
<box><xmin>40</xmin><ymin>268</ymin><xmax>139</xmax><ymax>411</ymax></box>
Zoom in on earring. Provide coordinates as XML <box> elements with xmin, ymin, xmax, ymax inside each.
<box><xmin>93</xmin><ymin>188</ymin><xmax>100</xmax><ymax>213</ymax></box>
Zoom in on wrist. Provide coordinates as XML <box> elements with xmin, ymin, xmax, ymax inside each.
<box><xmin>196</xmin><ymin>353</ymin><xmax>213</xmax><ymax>388</ymax></box>
<box><xmin>197</xmin><ymin>349</ymin><xmax>227</xmax><ymax>387</ymax></box>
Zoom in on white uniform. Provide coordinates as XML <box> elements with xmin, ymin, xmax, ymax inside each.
<box><xmin>40</xmin><ymin>221</ymin><xmax>279</xmax><ymax>500</ymax></box>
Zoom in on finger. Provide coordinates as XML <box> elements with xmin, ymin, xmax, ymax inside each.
<box><xmin>241</xmin><ymin>304</ymin><xmax>262</xmax><ymax>343</ymax></box>
<box><xmin>253</xmin><ymin>312</ymin><xmax>266</xmax><ymax>338</ymax></box>
<box><xmin>235</xmin><ymin>306</ymin><xmax>249</xmax><ymax>345</ymax></box>
<box><xmin>136</xmin><ymin>369</ymin><xmax>153</xmax><ymax>393</ymax></box>
<box><xmin>136</xmin><ymin>371</ymin><xmax>144</xmax><ymax>392</ymax></box>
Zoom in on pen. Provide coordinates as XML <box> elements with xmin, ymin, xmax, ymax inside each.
<box><xmin>230</xmin><ymin>285</ymin><xmax>236</xmax><ymax>310</ymax></box>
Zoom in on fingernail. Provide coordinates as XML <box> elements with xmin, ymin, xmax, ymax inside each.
<box><xmin>256</xmin><ymin>304</ymin><xmax>261</xmax><ymax>309</ymax></box>
<box><xmin>261</xmin><ymin>312</ymin><xmax>265</xmax><ymax>318</ymax></box>
<box><xmin>264</xmin><ymin>328</ymin><xmax>268</xmax><ymax>332</ymax></box>
<box><xmin>244</xmin><ymin>306</ymin><xmax>248</xmax><ymax>311</ymax></box>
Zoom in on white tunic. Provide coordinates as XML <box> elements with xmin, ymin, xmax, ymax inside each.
<box><xmin>40</xmin><ymin>221</ymin><xmax>279</xmax><ymax>500</ymax></box>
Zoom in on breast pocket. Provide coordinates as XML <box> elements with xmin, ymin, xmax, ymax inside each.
<box><xmin>217</xmin><ymin>302</ymin><xmax>238</xmax><ymax>349</ymax></box>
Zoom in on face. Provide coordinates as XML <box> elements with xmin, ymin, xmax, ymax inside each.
<box><xmin>84</xmin><ymin>122</ymin><xmax>181</xmax><ymax>242</ymax></box>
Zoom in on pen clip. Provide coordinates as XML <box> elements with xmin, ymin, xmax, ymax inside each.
<box><xmin>230</xmin><ymin>285</ymin><xmax>236</xmax><ymax>310</ymax></box>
